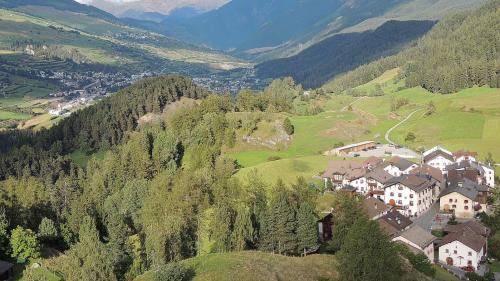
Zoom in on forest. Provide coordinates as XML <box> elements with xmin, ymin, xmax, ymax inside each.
<box><xmin>325</xmin><ymin>0</ymin><xmax>500</xmax><ymax>94</ymax></box>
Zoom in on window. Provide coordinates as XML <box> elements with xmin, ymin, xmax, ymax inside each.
<box><xmin>464</xmin><ymin>200</ymin><xmax>469</xmax><ymax>204</ymax></box>
<box><xmin>449</xmin><ymin>198</ymin><xmax>453</xmax><ymax>203</ymax></box>
<box><xmin>397</xmin><ymin>200</ymin><xmax>402</xmax><ymax>205</ymax></box>
<box><xmin>453</xmin><ymin>250</ymin><xmax>457</xmax><ymax>254</ymax></box>
<box><xmin>468</xmin><ymin>252</ymin><xmax>472</xmax><ymax>256</ymax></box>
<box><xmin>398</xmin><ymin>193</ymin><xmax>402</xmax><ymax>198</ymax></box>
<box><xmin>410</xmin><ymin>194</ymin><xmax>414</xmax><ymax>199</ymax></box>
<box><xmin>410</xmin><ymin>201</ymin><xmax>414</xmax><ymax>206</ymax></box>
<box><xmin>452</xmin><ymin>205</ymin><xmax>456</xmax><ymax>209</ymax></box>
<box><xmin>390</xmin><ymin>192</ymin><xmax>394</xmax><ymax>196</ymax></box>
<box><xmin>445</xmin><ymin>249</ymin><xmax>449</xmax><ymax>253</ymax></box>
<box><xmin>464</xmin><ymin>206</ymin><xmax>469</xmax><ymax>210</ymax></box>
<box><xmin>398</xmin><ymin>186</ymin><xmax>403</xmax><ymax>190</ymax></box>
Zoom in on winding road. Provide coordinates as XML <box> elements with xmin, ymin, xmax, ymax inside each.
<box><xmin>384</xmin><ymin>108</ymin><xmax>423</xmax><ymax>145</ymax></box>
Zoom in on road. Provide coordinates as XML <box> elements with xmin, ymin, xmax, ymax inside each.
<box><xmin>412</xmin><ymin>200</ymin><xmax>441</xmax><ymax>230</ymax></box>
<box><xmin>384</xmin><ymin>108</ymin><xmax>423</xmax><ymax>145</ymax></box>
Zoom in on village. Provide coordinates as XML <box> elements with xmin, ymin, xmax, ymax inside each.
<box><xmin>319</xmin><ymin>142</ymin><xmax>496</xmax><ymax>278</ymax></box>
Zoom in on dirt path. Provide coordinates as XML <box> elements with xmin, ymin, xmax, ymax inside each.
<box><xmin>341</xmin><ymin>96</ymin><xmax>366</xmax><ymax>111</ymax></box>
<box><xmin>384</xmin><ymin>108</ymin><xmax>423</xmax><ymax>145</ymax></box>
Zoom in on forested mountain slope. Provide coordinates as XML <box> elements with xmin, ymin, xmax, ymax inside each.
<box><xmin>256</xmin><ymin>20</ymin><xmax>435</xmax><ymax>89</ymax></box>
<box><xmin>325</xmin><ymin>0</ymin><xmax>500</xmax><ymax>94</ymax></box>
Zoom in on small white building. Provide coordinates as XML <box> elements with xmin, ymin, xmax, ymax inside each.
<box><xmin>453</xmin><ymin>150</ymin><xmax>478</xmax><ymax>164</ymax></box>
<box><xmin>438</xmin><ymin>221</ymin><xmax>489</xmax><ymax>271</ymax></box>
<box><xmin>423</xmin><ymin>146</ymin><xmax>454</xmax><ymax>172</ymax></box>
<box><xmin>382</xmin><ymin>156</ymin><xmax>418</xmax><ymax>177</ymax></box>
<box><xmin>393</xmin><ymin>225</ymin><xmax>437</xmax><ymax>262</ymax></box>
<box><xmin>384</xmin><ymin>174</ymin><xmax>439</xmax><ymax>218</ymax></box>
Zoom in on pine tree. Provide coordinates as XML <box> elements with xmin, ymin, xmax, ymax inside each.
<box><xmin>296</xmin><ymin>202</ymin><xmax>318</xmax><ymax>255</ymax></box>
<box><xmin>270</xmin><ymin>184</ymin><xmax>298</xmax><ymax>255</ymax></box>
<box><xmin>338</xmin><ymin>218</ymin><xmax>403</xmax><ymax>281</ymax></box>
<box><xmin>0</xmin><ymin>208</ymin><xmax>8</xmax><ymax>258</ymax></box>
<box><xmin>231</xmin><ymin>206</ymin><xmax>254</xmax><ymax>251</ymax></box>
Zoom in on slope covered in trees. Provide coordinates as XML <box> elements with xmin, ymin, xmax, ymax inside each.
<box><xmin>256</xmin><ymin>20</ymin><xmax>435</xmax><ymax>89</ymax></box>
<box><xmin>325</xmin><ymin>0</ymin><xmax>500</xmax><ymax>94</ymax></box>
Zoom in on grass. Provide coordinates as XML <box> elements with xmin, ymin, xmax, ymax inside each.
<box><xmin>488</xmin><ymin>260</ymin><xmax>500</xmax><ymax>273</ymax></box>
<box><xmin>0</xmin><ymin>110</ymin><xmax>31</xmax><ymax>120</ymax></box>
<box><xmin>69</xmin><ymin>149</ymin><xmax>107</xmax><ymax>167</ymax></box>
<box><xmin>230</xmin><ymin>68</ymin><xmax>500</xmax><ymax>186</ymax></box>
<box><xmin>433</xmin><ymin>265</ymin><xmax>459</xmax><ymax>281</ymax></box>
<box><xmin>135</xmin><ymin>251</ymin><xmax>339</xmax><ymax>281</ymax></box>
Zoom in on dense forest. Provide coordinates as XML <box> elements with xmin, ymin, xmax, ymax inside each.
<box><xmin>325</xmin><ymin>0</ymin><xmax>500</xmax><ymax>94</ymax></box>
<box><xmin>256</xmin><ymin>20</ymin><xmax>435</xmax><ymax>89</ymax></box>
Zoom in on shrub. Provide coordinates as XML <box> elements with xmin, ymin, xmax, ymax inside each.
<box><xmin>283</xmin><ymin>118</ymin><xmax>294</xmax><ymax>135</ymax></box>
<box><xmin>154</xmin><ymin>262</ymin><xmax>192</xmax><ymax>281</ymax></box>
<box><xmin>267</xmin><ymin>156</ymin><xmax>281</xmax><ymax>161</ymax></box>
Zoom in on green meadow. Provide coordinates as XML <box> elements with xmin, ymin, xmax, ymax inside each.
<box><xmin>231</xmin><ymin>69</ymin><xmax>500</xmax><ymax>185</ymax></box>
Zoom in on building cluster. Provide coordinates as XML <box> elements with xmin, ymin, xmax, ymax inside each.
<box><xmin>320</xmin><ymin>145</ymin><xmax>496</xmax><ymax>274</ymax></box>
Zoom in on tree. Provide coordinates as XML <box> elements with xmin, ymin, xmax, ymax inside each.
<box><xmin>0</xmin><ymin>209</ymin><xmax>9</xmax><ymax>258</ymax></box>
<box><xmin>266</xmin><ymin>183</ymin><xmax>298</xmax><ymax>255</ymax></box>
<box><xmin>38</xmin><ymin>217</ymin><xmax>58</xmax><ymax>242</ymax></box>
<box><xmin>405</xmin><ymin>132</ymin><xmax>416</xmax><ymax>142</ymax></box>
<box><xmin>10</xmin><ymin>226</ymin><xmax>40</xmax><ymax>262</ymax></box>
<box><xmin>154</xmin><ymin>262</ymin><xmax>192</xmax><ymax>281</ymax></box>
<box><xmin>283</xmin><ymin>118</ymin><xmax>294</xmax><ymax>135</ymax></box>
<box><xmin>231</xmin><ymin>206</ymin><xmax>254</xmax><ymax>251</ymax></box>
<box><xmin>328</xmin><ymin>193</ymin><xmax>366</xmax><ymax>252</ymax></box>
<box><xmin>211</xmin><ymin>204</ymin><xmax>235</xmax><ymax>253</ymax></box>
<box><xmin>448</xmin><ymin>214</ymin><xmax>458</xmax><ymax>225</ymax></box>
<box><xmin>484</xmin><ymin>152</ymin><xmax>496</xmax><ymax>166</ymax></box>
<box><xmin>338</xmin><ymin>218</ymin><xmax>403</xmax><ymax>281</ymax></box>
<box><xmin>425</xmin><ymin>101</ymin><xmax>436</xmax><ymax>116</ymax></box>
<box><xmin>296</xmin><ymin>202</ymin><xmax>318</xmax><ymax>254</ymax></box>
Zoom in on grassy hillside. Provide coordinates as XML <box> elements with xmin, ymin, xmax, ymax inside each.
<box><xmin>134</xmin><ymin>251</ymin><xmax>441</xmax><ymax>281</ymax></box>
<box><xmin>231</xmin><ymin>69</ymin><xmax>500</xmax><ymax>185</ymax></box>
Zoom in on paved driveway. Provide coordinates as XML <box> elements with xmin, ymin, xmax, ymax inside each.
<box><xmin>412</xmin><ymin>200</ymin><xmax>443</xmax><ymax>231</ymax></box>
<box><xmin>347</xmin><ymin>144</ymin><xmax>421</xmax><ymax>159</ymax></box>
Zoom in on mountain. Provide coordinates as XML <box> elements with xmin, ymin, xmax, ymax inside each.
<box><xmin>160</xmin><ymin>0</ymin><xmax>486</xmax><ymax>61</ymax></box>
<box><xmin>324</xmin><ymin>0</ymin><xmax>500</xmax><ymax>94</ymax></box>
<box><xmin>255</xmin><ymin>20</ymin><xmax>435</xmax><ymax>89</ymax></box>
<box><xmin>84</xmin><ymin>0</ymin><xmax>229</xmax><ymax>18</ymax></box>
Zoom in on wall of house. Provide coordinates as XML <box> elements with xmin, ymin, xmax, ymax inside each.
<box><xmin>384</xmin><ymin>165</ymin><xmax>402</xmax><ymax>177</ymax></box>
<box><xmin>438</xmin><ymin>241</ymin><xmax>482</xmax><ymax>269</ymax></box>
<box><xmin>345</xmin><ymin>177</ymin><xmax>367</xmax><ymax>194</ymax></box>
<box><xmin>440</xmin><ymin>192</ymin><xmax>475</xmax><ymax>219</ymax></box>
<box><xmin>427</xmin><ymin>155</ymin><xmax>453</xmax><ymax>172</ymax></box>
<box><xmin>392</xmin><ymin>236</ymin><xmax>434</xmax><ymax>262</ymax></box>
<box><xmin>482</xmin><ymin>165</ymin><xmax>495</xmax><ymax>188</ymax></box>
<box><xmin>384</xmin><ymin>184</ymin><xmax>435</xmax><ymax>217</ymax></box>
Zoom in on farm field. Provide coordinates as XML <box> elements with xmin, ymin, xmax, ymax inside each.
<box><xmin>231</xmin><ymin>69</ymin><xmax>500</xmax><ymax>185</ymax></box>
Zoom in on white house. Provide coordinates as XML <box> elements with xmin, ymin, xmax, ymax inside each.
<box><xmin>382</xmin><ymin>156</ymin><xmax>418</xmax><ymax>177</ymax></box>
<box><xmin>384</xmin><ymin>174</ymin><xmax>439</xmax><ymax>218</ymax></box>
<box><xmin>453</xmin><ymin>150</ymin><xmax>478</xmax><ymax>163</ymax></box>
<box><xmin>482</xmin><ymin>164</ymin><xmax>495</xmax><ymax>189</ymax></box>
<box><xmin>393</xmin><ymin>225</ymin><xmax>437</xmax><ymax>262</ymax></box>
<box><xmin>423</xmin><ymin>146</ymin><xmax>454</xmax><ymax>172</ymax></box>
<box><xmin>438</xmin><ymin>221</ymin><xmax>489</xmax><ymax>270</ymax></box>
<box><xmin>365</xmin><ymin>167</ymin><xmax>394</xmax><ymax>201</ymax></box>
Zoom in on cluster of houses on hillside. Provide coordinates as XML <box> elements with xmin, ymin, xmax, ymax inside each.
<box><xmin>319</xmin><ymin>145</ymin><xmax>496</xmax><ymax>275</ymax></box>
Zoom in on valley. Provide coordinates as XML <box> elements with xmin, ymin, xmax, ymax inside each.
<box><xmin>0</xmin><ymin>1</ymin><xmax>498</xmax><ymax>281</ymax></box>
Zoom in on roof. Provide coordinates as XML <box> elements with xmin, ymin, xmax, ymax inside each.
<box><xmin>453</xmin><ymin>150</ymin><xmax>478</xmax><ymax>159</ymax></box>
<box><xmin>445</xmin><ymin>161</ymin><xmax>484</xmax><ymax>173</ymax></box>
<box><xmin>334</xmin><ymin>141</ymin><xmax>375</xmax><ymax>151</ymax></box>
<box><xmin>398</xmin><ymin>225</ymin><xmax>437</xmax><ymax>249</ymax></box>
<box><xmin>410</xmin><ymin>164</ymin><xmax>444</xmax><ymax>183</ymax></box>
<box><xmin>379</xmin><ymin>219</ymin><xmax>400</xmax><ymax>237</ymax></box>
<box><xmin>440</xmin><ymin>178</ymin><xmax>489</xmax><ymax>201</ymax></box>
<box><xmin>0</xmin><ymin>260</ymin><xmax>13</xmax><ymax>274</ymax></box>
<box><xmin>363</xmin><ymin>156</ymin><xmax>383</xmax><ymax>168</ymax></box>
<box><xmin>363</xmin><ymin>197</ymin><xmax>390</xmax><ymax>219</ymax></box>
<box><xmin>378</xmin><ymin>209</ymin><xmax>412</xmax><ymax>235</ymax></box>
<box><xmin>424</xmin><ymin>149</ymin><xmax>454</xmax><ymax>163</ymax></box>
<box><xmin>440</xmin><ymin>228</ymin><xmax>487</xmax><ymax>252</ymax></box>
<box><xmin>385</xmin><ymin>156</ymin><xmax>416</xmax><ymax>171</ymax></box>
<box><xmin>385</xmin><ymin>174</ymin><xmax>437</xmax><ymax>193</ymax></box>
<box><xmin>423</xmin><ymin>146</ymin><xmax>453</xmax><ymax>157</ymax></box>
<box><xmin>322</xmin><ymin>160</ymin><xmax>366</xmax><ymax>180</ymax></box>
<box><xmin>366</xmin><ymin>167</ymin><xmax>394</xmax><ymax>184</ymax></box>
<box><xmin>443</xmin><ymin>220</ymin><xmax>490</xmax><ymax>237</ymax></box>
